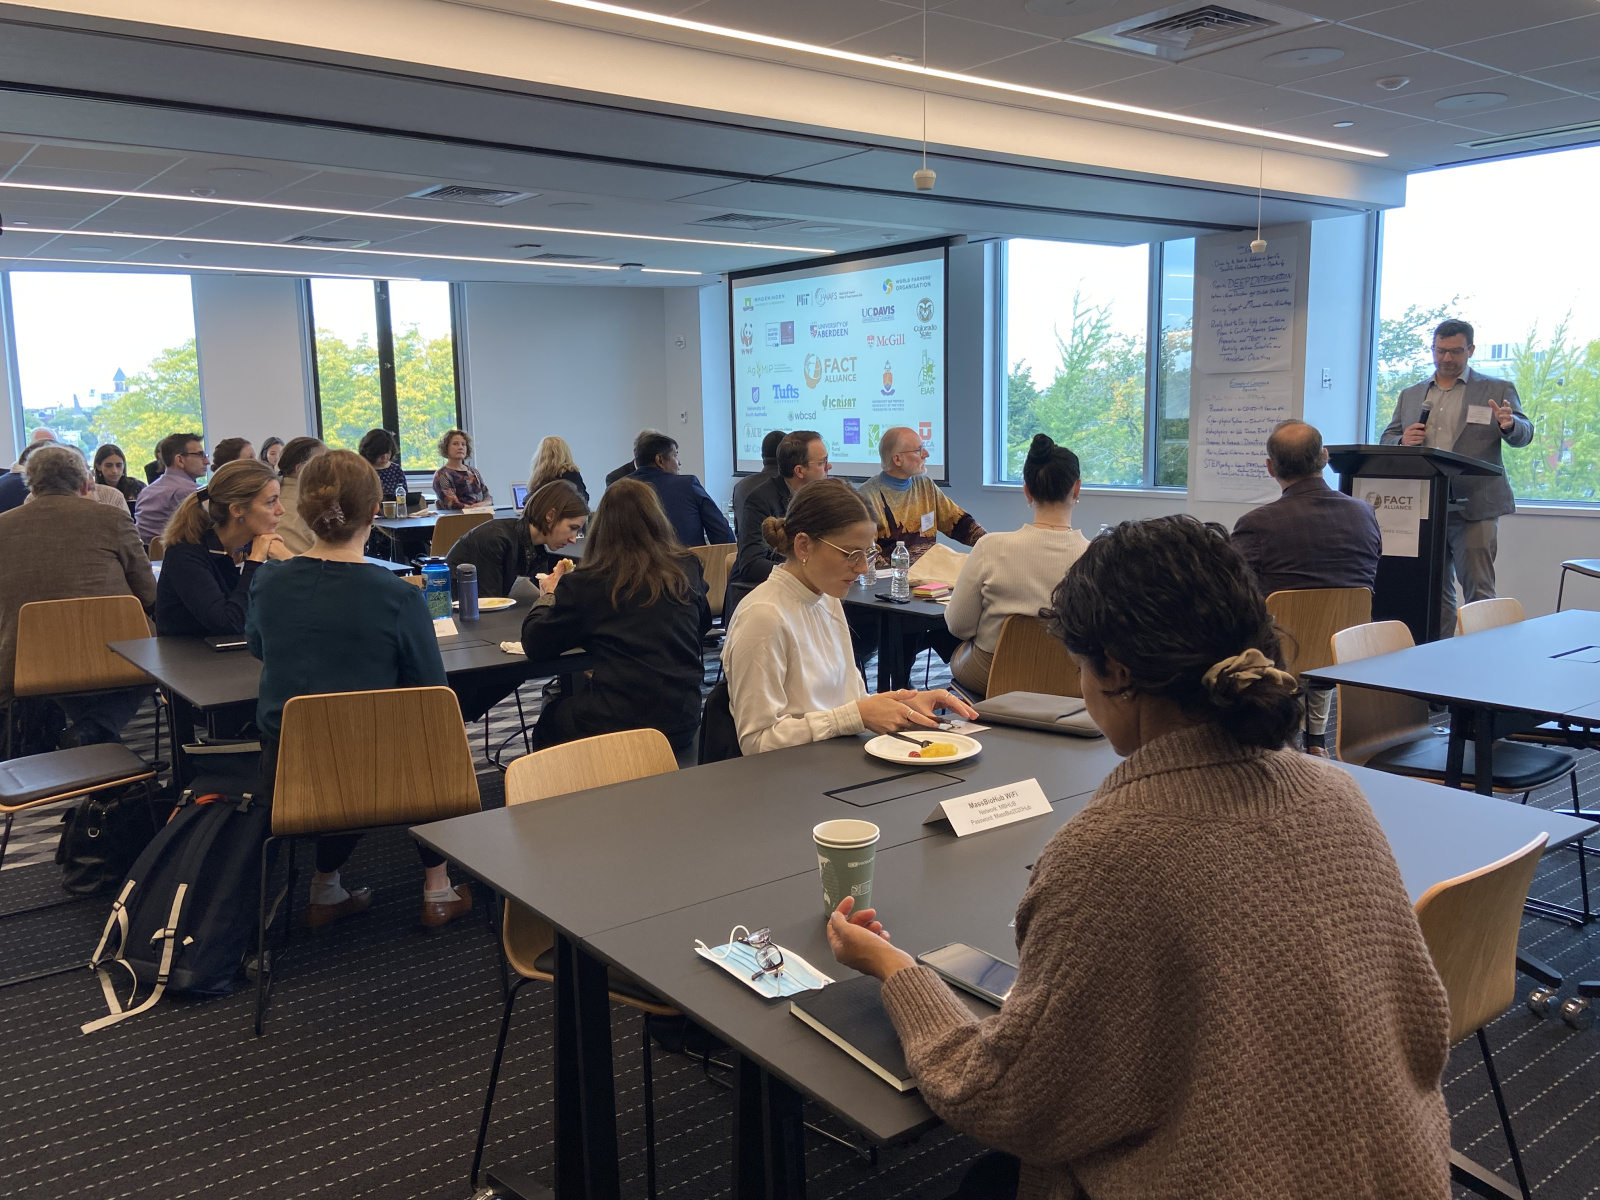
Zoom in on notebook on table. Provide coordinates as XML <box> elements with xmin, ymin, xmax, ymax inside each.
<box><xmin>789</xmin><ymin>974</ymin><xmax>915</xmax><ymax>1092</ymax></box>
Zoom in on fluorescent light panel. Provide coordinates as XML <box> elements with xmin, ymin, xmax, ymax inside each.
<box><xmin>8</xmin><ymin>226</ymin><xmax>701</xmax><ymax>274</ymax></box>
<box><xmin>1</xmin><ymin>254</ymin><xmax>421</xmax><ymax>281</ymax></box>
<box><xmin>0</xmin><ymin>180</ymin><xmax>831</xmax><ymax>254</ymax></box>
<box><xmin>519</xmin><ymin>0</ymin><xmax>1388</xmax><ymax>158</ymax></box>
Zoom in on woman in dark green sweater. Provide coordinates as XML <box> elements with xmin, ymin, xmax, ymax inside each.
<box><xmin>247</xmin><ymin>450</ymin><xmax>472</xmax><ymax>931</ymax></box>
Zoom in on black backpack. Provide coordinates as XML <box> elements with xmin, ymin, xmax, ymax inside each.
<box><xmin>82</xmin><ymin>769</ymin><xmax>271</xmax><ymax>1034</ymax></box>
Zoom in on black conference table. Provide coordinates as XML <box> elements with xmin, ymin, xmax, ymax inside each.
<box><xmin>1304</xmin><ymin>609</ymin><xmax>1600</xmax><ymax>795</ymax></box>
<box><xmin>413</xmin><ymin>725</ymin><xmax>1595</xmax><ymax>1200</ymax></box>
<box><xmin>840</xmin><ymin>580</ymin><xmax>951</xmax><ymax>693</ymax></box>
<box><xmin>108</xmin><ymin>602</ymin><xmax>592</xmax><ymax>781</ymax></box>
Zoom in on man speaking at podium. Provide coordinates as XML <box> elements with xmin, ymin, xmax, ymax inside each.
<box><xmin>1380</xmin><ymin>319</ymin><xmax>1531</xmax><ymax>635</ymax></box>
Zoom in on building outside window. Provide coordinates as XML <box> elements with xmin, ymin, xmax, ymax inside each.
<box><xmin>308</xmin><ymin>278</ymin><xmax>461</xmax><ymax>475</ymax></box>
<box><xmin>4</xmin><ymin>272</ymin><xmax>202</xmax><ymax>465</ymax></box>
<box><xmin>1374</xmin><ymin>142</ymin><xmax>1600</xmax><ymax>502</ymax></box>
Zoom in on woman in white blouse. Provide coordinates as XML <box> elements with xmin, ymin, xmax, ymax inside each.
<box><xmin>724</xmin><ymin>478</ymin><xmax>977</xmax><ymax>756</ymax></box>
<box><xmin>945</xmin><ymin>434</ymin><xmax>1090</xmax><ymax>697</ymax></box>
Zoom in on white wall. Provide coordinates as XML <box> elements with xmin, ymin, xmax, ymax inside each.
<box><xmin>696</xmin><ymin>281</ymin><xmax>734</xmax><ymax>510</ymax></box>
<box><xmin>457</xmin><ymin>283</ymin><xmax>667</xmax><ymax>504</ymax></box>
<box><xmin>191</xmin><ymin>275</ymin><xmax>315</xmax><ymax>449</ymax></box>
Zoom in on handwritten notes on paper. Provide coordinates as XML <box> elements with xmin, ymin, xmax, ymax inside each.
<box><xmin>1196</xmin><ymin>240</ymin><xmax>1298</xmax><ymax>374</ymax></box>
<box><xmin>1196</xmin><ymin>376</ymin><xmax>1292</xmax><ymax>504</ymax></box>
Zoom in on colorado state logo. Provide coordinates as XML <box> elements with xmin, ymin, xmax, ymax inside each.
<box><xmin>917</xmin><ymin>297</ymin><xmax>934</xmax><ymax>321</ymax></box>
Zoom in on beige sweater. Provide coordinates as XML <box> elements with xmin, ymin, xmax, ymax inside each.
<box><xmin>880</xmin><ymin>723</ymin><xmax>1451</xmax><ymax>1200</ymax></box>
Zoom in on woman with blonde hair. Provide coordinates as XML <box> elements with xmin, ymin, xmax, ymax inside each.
<box><xmin>520</xmin><ymin>478</ymin><xmax>708</xmax><ymax>752</ymax></box>
<box><xmin>155</xmin><ymin>458</ymin><xmax>290</xmax><ymax>637</ymax></box>
<box><xmin>526</xmin><ymin>435</ymin><xmax>588</xmax><ymax>502</ymax></box>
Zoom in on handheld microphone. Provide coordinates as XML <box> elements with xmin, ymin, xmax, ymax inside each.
<box><xmin>1417</xmin><ymin>395</ymin><xmax>1435</xmax><ymax>427</ymax></box>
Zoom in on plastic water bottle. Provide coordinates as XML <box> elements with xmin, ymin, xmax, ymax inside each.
<box><xmin>395</xmin><ymin>484</ymin><xmax>407</xmax><ymax>516</ymax></box>
<box><xmin>890</xmin><ymin>541</ymin><xmax>911</xmax><ymax>602</ymax></box>
<box><xmin>863</xmin><ymin>549</ymin><xmax>878</xmax><ymax>587</ymax></box>
<box><xmin>454</xmin><ymin>562</ymin><xmax>479</xmax><ymax>621</ymax></box>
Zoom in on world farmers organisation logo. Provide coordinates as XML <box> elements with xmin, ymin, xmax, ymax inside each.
<box><xmin>881</xmin><ymin>277</ymin><xmax>894</xmax><ymax>294</ymax></box>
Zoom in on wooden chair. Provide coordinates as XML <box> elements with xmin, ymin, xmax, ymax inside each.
<box><xmin>987</xmin><ymin>615</ymin><xmax>1080</xmax><ymax>699</ymax></box>
<box><xmin>689</xmin><ymin>542</ymin><xmax>736</xmax><ymax>621</ymax></box>
<box><xmin>474</xmin><ymin>729</ymin><xmax>680</xmax><ymax>1196</ymax></box>
<box><xmin>1265</xmin><ymin>587</ymin><xmax>1371</xmax><ymax>681</ymax></box>
<box><xmin>1458</xmin><ymin>597</ymin><xmax>1526</xmax><ymax>636</ymax></box>
<box><xmin>429</xmin><ymin>511</ymin><xmax>492</xmax><ymax>558</ymax></box>
<box><xmin>9</xmin><ymin>596</ymin><xmax>163</xmax><ymax>764</ymax></box>
<box><xmin>1334</xmin><ymin>621</ymin><xmax>1587</xmax><ymax>924</ymax></box>
<box><xmin>147</xmin><ymin>535</ymin><xmax>165</xmax><ymax>563</ymax></box>
<box><xmin>1414</xmin><ymin>834</ymin><xmax>1547</xmax><ymax>1200</ymax></box>
<box><xmin>255</xmin><ymin>686</ymin><xmax>480</xmax><ymax>1034</ymax></box>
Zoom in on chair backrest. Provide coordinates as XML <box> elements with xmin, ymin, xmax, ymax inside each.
<box><xmin>271</xmin><ymin>686</ymin><xmax>481</xmax><ymax>836</ymax></box>
<box><xmin>147</xmin><ymin>536</ymin><xmax>165</xmax><ymax>563</ymax></box>
<box><xmin>14</xmin><ymin>595</ymin><xmax>153</xmax><ymax>697</ymax></box>
<box><xmin>1331</xmin><ymin>620</ymin><xmax>1431</xmax><ymax>767</ymax></box>
<box><xmin>430</xmin><ymin>511</ymin><xmax>493</xmax><ymax>558</ymax></box>
<box><xmin>1414</xmin><ymin>834</ymin><xmax>1546</xmax><ymax>1043</ymax></box>
<box><xmin>502</xmin><ymin>729</ymin><xmax>678</xmax><ymax>976</ymax></box>
<box><xmin>1265</xmin><ymin>587</ymin><xmax>1373</xmax><ymax>679</ymax></box>
<box><xmin>689</xmin><ymin>542</ymin><xmax>736</xmax><ymax>619</ymax></box>
<box><xmin>987</xmin><ymin>615</ymin><xmax>1080</xmax><ymax>699</ymax></box>
<box><xmin>1457</xmin><ymin>596</ymin><xmax>1526</xmax><ymax>636</ymax></box>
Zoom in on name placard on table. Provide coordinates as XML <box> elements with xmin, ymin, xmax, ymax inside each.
<box><xmin>924</xmin><ymin>777</ymin><xmax>1052</xmax><ymax>837</ymax></box>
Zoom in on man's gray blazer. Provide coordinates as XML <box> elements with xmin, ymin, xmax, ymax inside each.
<box><xmin>1379</xmin><ymin>368</ymin><xmax>1532</xmax><ymax>521</ymax></box>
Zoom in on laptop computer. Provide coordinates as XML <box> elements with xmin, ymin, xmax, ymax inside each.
<box><xmin>510</xmin><ymin>483</ymin><xmax>529</xmax><ymax>511</ymax></box>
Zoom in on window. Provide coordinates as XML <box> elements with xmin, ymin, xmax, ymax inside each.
<box><xmin>1155</xmin><ymin>240</ymin><xmax>1194</xmax><ymax>488</ymax></box>
<box><xmin>1374</xmin><ymin>143</ymin><xmax>1600</xmax><ymax>502</ymax></box>
<box><xmin>308</xmin><ymin>279</ymin><xmax>461</xmax><ymax>473</ymax></box>
<box><xmin>4</xmin><ymin>272</ymin><xmax>201</xmax><ymax>466</ymax></box>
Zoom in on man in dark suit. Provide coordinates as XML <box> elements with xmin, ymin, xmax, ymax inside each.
<box><xmin>731</xmin><ymin>428</ymin><xmax>784</xmax><ymax>539</ymax></box>
<box><xmin>732</xmin><ymin>429</ymin><xmax>830</xmax><ymax>586</ymax></box>
<box><xmin>1232</xmin><ymin>419</ymin><xmax>1381</xmax><ymax>755</ymax></box>
<box><xmin>627</xmin><ymin>429</ymin><xmax>733</xmax><ymax>548</ymax></box>
<box><xmin>1380</xmin><ymin>318</ymin><xmax>1531</xmax><ymax>635</ymax></box>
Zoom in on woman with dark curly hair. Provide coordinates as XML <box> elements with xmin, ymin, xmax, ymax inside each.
<box><xmin>432</xmin><ymin>427</ymin><xmax>492</xmax><ymax>510</ymax></box>
<box><xmin>828</xmin><ymin>514</ymin><xmax>1451</xmax><ymax>1200</ymax></box>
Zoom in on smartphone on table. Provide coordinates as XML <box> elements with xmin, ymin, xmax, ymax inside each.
<box><xmin>917</xmin><ymin>942</ymin><xmax>1019</xmax><ymax>1006</ymax></box>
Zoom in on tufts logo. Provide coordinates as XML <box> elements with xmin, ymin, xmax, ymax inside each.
<box><xmin>917</xmin><ymin>297</ymin><xmax>934</xmax><ymax>322</ymax></box>
<box><xmin>771</xmin><ymin>383</ymin><xmax>800</xmax><ymax>401</ymax></box>
<box><xmin>882</xmin><ymin>278</ymin><xmax>894</xmax><ymax>294</ymax></box>
<box><xmin>880</xmin><ymin>361</ymin><xmax>895</xmax><ymax>397</ymax></box>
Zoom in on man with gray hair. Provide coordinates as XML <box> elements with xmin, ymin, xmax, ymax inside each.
<box><xmin>856</xmin><ymin>426</ymin><xmax>985</xmax><ymax>565</ymax></box>
<box><xmin>1231</xmin><ymin>419</ymin><xmax>1381</xmax><ymax>754</ymax></box>
<box><xmin>0</xmin><ymin>443</ymin><xmax>156</xmax><ymax>745</ymax></box>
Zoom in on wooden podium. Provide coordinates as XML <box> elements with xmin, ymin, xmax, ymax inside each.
<box><xmin>1325</xmin><ymin>445</ymin><xmax>1502</xmax><ymax>644</ymax></box>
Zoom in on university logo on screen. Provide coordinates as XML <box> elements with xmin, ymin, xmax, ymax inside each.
<box><xmin>860</xmin><ymin>305</ymin><xmax>895</xmax><ymax>324</ymax></box>
<box><xmin>809</xmin><ymin>321</ymin><xmax>849</xmax><ymax>340</ymax></box>
<box><xmin>770</xmin><ymin>383</ymin><xmax>800</xmax><ymax>401</ymax></box>
<box><xmin>868</xmin><ymin>332</ymin><xmax>905</xmax><ymax>348</ymax></box>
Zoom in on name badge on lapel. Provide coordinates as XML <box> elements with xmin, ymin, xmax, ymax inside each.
<box><xmin>920</xmin><ymin>510</ymin><xmax>936</xmax><ymax>534</ymax></box>
<box><xmin>1466</xmin><ymin>405</ymin><xmax>1493</xmax><ymax>426</ymax></box>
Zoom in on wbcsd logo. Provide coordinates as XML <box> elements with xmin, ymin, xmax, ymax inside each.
<box><xmin>785</xmin><ymin>410</ymin><xmax>818</xmax><ymax>422</ymax></box>
<box><xmin>868</xmin><ymin>332</ymin><xmax>906</xmax><ymax>348</ymax></box>
<box><xmin>861</xmin><ymin>304</ymin><xmax>895</xmax><ymax>323</ymax></box>
<box><xmin>770</xmin><ymin>383</ymin><xmax>800</xmax><ymax>401</ymax></box>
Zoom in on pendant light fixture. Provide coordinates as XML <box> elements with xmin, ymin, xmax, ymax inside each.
<box><xmin>912</xmin><ymin>2</ymin><xmax>936</xmax><ymax>191</ymax></box>
<box><xmin>1250</xmin><ymin>110</ymin><xmax>1267</xmax><ymax>253</ymax></box>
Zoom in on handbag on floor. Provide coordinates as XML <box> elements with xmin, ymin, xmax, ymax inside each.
<box><xmin>82</xmin><ymin>760</ymin><xmax>270</xmax><ymax>1033</ymax></box>
<box><xmin>55</xmin><ymin>782</ymin><xmax>161</xmax><ymax>896</ymax></box>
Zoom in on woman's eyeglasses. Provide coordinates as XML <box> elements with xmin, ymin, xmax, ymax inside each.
<box><xmin>735</xmin><ymin>927</ymin><xmax>785</xmax><ymax>981</ymax></box>
<box><xmin>817</xmin><ymin>537</ymin><xmax>876</xmax><ymax>572</ymax></box>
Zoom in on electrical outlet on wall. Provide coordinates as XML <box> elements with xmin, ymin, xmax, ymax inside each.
<box><xmin>1321</xmin><ymin>367</ymin><xmax>1333</xmax><ymax>389</ymax></box>
<box><xmin>679</xmin><ymin>411</ymin><xmax>688</xmax><ymax>424</ymax></box>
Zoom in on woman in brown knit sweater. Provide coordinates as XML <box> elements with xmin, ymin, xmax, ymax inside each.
<box><xmin>828</xmin><ymin>515</ymin><xmax>1452</xmax><ymax>1200</ymax></box>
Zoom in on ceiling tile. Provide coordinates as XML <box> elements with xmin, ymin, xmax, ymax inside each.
<box><xmin>1443</xmin><ymin>14</ymin><xmax>1600</xmax><ymax>74</ymax></box>
<box><xmin>1369</xmin><ymin>72</ymin><xmax>1573</xmax><ymax>119</ymax></box>
<box><xmin>1174</xmin><ymin>23</ymin><xmax>1408</xmax><ymax>84</ymax></box>
<box><xmin>659</xmin><ymin>0</ymin><xmax>911</xmax><ymax>45</ymax></box>
<box><xmin>1430</xmin><ymin>93</ymin><xmax>1600</xmax><ymax>136</ymax></box>
<box><xmin>1259</xmin><ymin>103</ymin><xmax>1430</xmax><ymax>138</ymax></box>
<box><xmin>1286</xmin><ymin>50</ymin><xmax>1503</xmax><ymax>106</ymax></box>
<box><xmin>831</xmin><ymin>12</ymin><xmax>1057</xmax><ymax>73</ymax></box>
<box><xmin>968</xmin><ymin>36</ymin><xmax>1161</xmax><ymax>93</ymax></box>
<box><xmin>1179</xmin><ymin>84</ymin><xmax>1350</xmax><ymax>125</ymax></box>
<box><xmin>14</xmin><ymin>144</ymin><xmax>183</xmax><ymax>176</ymax></box>
<box><xmin>1273</xmin><ymin>0</ymin><xmax>1417</xmax><ymax>17</ymax></box>
<box><xmin>890</xmin><ymin>0</ymin><xmax>1140</xmax><ymax>41</ymax></box>
<box><xmin>1079</xmin><ymin>64</ymin><xmax>1264</xmax><ymax>108</ymax></box>
<box><xmin>1348</xmin><ymin>0</ymin><xmax>1600</xmax><ymax>49</ymax></box>
<box><xmin>1526</xmin><ymin>57</ymin><xmax>1600</xmax><ymax>96</ymax></box>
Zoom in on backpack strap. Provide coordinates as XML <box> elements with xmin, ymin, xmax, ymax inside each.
<box><xmin>81</xmin><ymin>883</ymin><xmax>187</xmax><ymax>1033</ymax></box>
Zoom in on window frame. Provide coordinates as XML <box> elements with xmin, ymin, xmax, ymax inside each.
<box><xmin>993</xmin><ymin>237</ymin><xmax>1188</xmax><ymax>493</ymax></box>
<box><xmin>305</xmin><ymin>277</ymin><xmax>464</xmax><ymax>478</ymax></box>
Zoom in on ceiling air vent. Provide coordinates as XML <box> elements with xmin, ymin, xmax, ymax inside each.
<box><xmin>408</xmin><ymin>184</ymin><xmax>539</xmax><ymax>206</ymax></box>
<box><xmin>691</xmin><ymin>213</ymin><xmax>800</xmax><ymax>231</ymax></box>
<box><xmin>1456</xmin><ymin>120</ymin><xmax>1600</xmax><ymax>153</ymax></box>
<box><xmin>282</xmin><ymin>234</ymin><xmax>371</xmax><ymax>249</ymax></box>
<box><xmin>524</xmin><ymin>252</ymin><xmax>606</xmax><ymax>264</ymax></box>
<box><xmin>1073</xmin><ymin>0</ymin><xmax>1316</xmax><ymax>61</ymax></box>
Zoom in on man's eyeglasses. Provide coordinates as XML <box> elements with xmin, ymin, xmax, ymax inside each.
<box><xmin>735</xmin><ymin>927</ymin><xmax>784</xmax><ymax>981</ymax></box>
<box><xmin>818</xmin><ymin>537</ymin><xmax>876</xmax><ymax>572</ymax></box>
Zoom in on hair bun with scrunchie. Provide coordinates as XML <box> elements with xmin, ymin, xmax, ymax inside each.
<box><xmin>311</xmin><ymin>501</ymin><xmax>346</xmax><ymax>536</ymax></box>
<box><xmin>1201</xmin><ymin>648</ymin><xmax>1296</xmax><ymax>705</ymax></box>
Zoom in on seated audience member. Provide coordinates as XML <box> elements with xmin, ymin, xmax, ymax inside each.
<box><xmin>247</xmin><ymin>450</ymin><xmax>471</xmax><ymax>929</ymax></box>
<box><xmin>723</xmin><ymin>478</ymin><xmax>976</xmax><ymax>756</ymax></box>
<box><xmin>274</xmin><ymin>436</ymin><xmax>328</xmax><ymax>555</ymax></box>
<box><xmin>156</xmin><ymin>459</ymin><xmax>290</xmax><ymax>636</ymax></box>
<box><xmin>826</xmin><ymin>514</ymin><xmax>1451</xmax><ymax>1200</ymax></box>
<box><xmin>211</xmin><ymin>437</ymin><xmax>254</xmax><ymax>467</ymax></box>
<box><xmin>447</xmin><ymin>480</ymin><xmax>588</xmax><ymax>599</ymax></box>
<box><xmin>143</xmin><ymin>444</ymin><xmax>162</xmax><ymax>484</ymax></box>
<box><xmin>1230</xmin><ymin>419</ymin><xmax>1382</xmax><ymax>756</ymax></box>
<box><xmin>358</xmin><ymin>428</ymin><xmax>407</xmax><ymax>500</ymax></box>
<box><xmin>527</xmin><ymin>435</ymin><xmax>589</xmax><ymax>502</ymax></box>
<box><xmin>732</xmin><ymin>429</ymin><xmax>829</xmax><ymax>586</ymax></box>
<box><xmin>94</xmin><ymin>443</ymin><xmax>145</xmax><ymax>510</ymax></box>
<box><xmin>261</xmin><ymin>437</ymin><xmax>285</xmax><ymax>471</ymax></box>
<box><xmin>0</xmin><ymin>437</ymin><xmax>56</xmax><ymax>513</ymax></box>
<box><xmin>627</xmin><ymin>429</ymin><xmax>733</xmax><ymax>548</ymax></box>
<box><xmin>731</xmin><ymin>429</ymin><xmax>784</xmax><ymax>535</ymax></box>
<box><xmin>0</xmin><ymin>445</ymin><xmax>156</xmax><ymax>744</ymax></box>
<box><xmin>604</xmin><ymin>459</ymin><xmax>635</xmax><ymax>488</ymax></box>
<box><xmin>857</xmin><ymin>426</ymin><xmax>986</xmax><ymax>564</ymax></box>
<box><xmin>945</xmin><ymin>434</ymin><xmax>1088</xmax><ymax>697</ymax></box>
<box><xmin>433</xmin><ymin>427</ymin><xmax>493</xmax><ymax>510</ymax></box>
<box><xmin>135</xmin><ymin>431</ymin><xmax>209</xmax><ymax>544</ymax></box>
<box><xmin>520</xmin><ymin>478</ymin><xmax>710</xmax><ymax>753</ymax></box>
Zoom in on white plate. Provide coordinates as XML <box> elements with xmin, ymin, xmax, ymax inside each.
<box><xmin>864</xmin><ymin>732</ymin><xmax>982</xmax><ymax>767</ymax></box>
<box><xmin>452</xmin><ymin>597</ymin><xmax>516</xmax><ymax>611</ymax></box>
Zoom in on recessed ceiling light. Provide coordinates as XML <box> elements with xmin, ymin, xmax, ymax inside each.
<box><xmin>67</xmin><ymin>245</ymin><xmax>112</xmax><ymax>253</ymax></box>
<box><xmin>885</xmin><ymin>54</ymin><xmax>917</xmax><ymax>64</ymax></box>
<box><xmin>531</xmin><ymin>0</ymin><xmax>1386</xmax><ymax>156</ymax></box>
<box><xmin>800</xmin><ymin>225</ymin><xmax>843</xmax><ymax>233</ymax></box>
<box><xmin>0</xmin><ymin>180</ymin><xmax>829</xmax><ymax>254</ymax></box>
<box><xmin>1333</xmin><ymin>121</ymin><xmax>1355</xmax><ymax>128</ymax></box>
<box><xmin>1262</xmin><ymin>47</ymin><xmax>1345</xmax><ymax>68</ymax></box>
<box><xmin>208</xmin><ymin>167</ymin><xmax>269</xmax><ymax>180</ymax></box>
<box><xmin>549</xmin><ymin>201</ymin><xmax>595</xmax><ymax>210</ymax></box>
<box><xmin>1435</xmin><ymin>92</ymin><xmax>1508</xmax><ymax>110</ymax></box>
<box><xmin>513</xmin><ymin>242</ymin><xmax>543</xmax><ymax>249</ymax></box>
<box><xmin>1375</xmin><ymin>76</ymin><xmax>1411</xmax><ymax>91</ymax></box>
